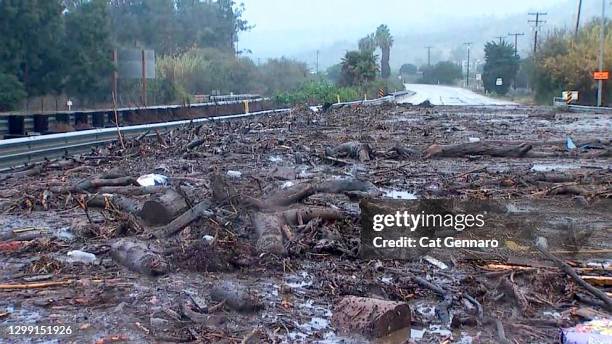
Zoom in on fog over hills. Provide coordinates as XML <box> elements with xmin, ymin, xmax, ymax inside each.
<box><xmin>240</xmin><ymin>0</ymin><xmax>605</xmax><ymax>71</ymax></box>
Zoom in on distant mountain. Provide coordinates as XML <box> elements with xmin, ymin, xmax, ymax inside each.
<box><xmin>292</xmin><ymin>0</ymin><xmax>603</xmax><ymax>71</ymax></box>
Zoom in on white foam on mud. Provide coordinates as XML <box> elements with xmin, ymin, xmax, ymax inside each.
<box><xmin>530</xmin><ymin>163</ymin><xmax>579</xmax><ymax>172</ymax></box>
<box><xmin>383</xmin><ymin>189</ymin><xmax>417</xmax><ymax>200</ymax></box>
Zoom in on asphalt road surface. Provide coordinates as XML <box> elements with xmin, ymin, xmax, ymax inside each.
<box><xmin>398</xmin><ymin>83</ymin><xmax>516</xmax><ymax>106</ymax></box>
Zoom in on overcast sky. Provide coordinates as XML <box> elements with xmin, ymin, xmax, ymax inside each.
<box><xmin>239</xmin><ymin>0</ymin><xmax>567</xmax><ymax>58</ymax></box>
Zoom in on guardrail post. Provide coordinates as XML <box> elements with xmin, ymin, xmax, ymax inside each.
<box><xmin>8</xmin><ymin>115</ymin><xmax>25</xmax><ymax>136</ymax></box>
<box><xmin>74</xmin><ymin>112</ymin><xmax>88</xmax><ymax>129</ymax></box>
<box><xmin>33</xmin><ymin>114</ymin><xmax>49</xmax><ymax>134</ymax></box>
<box><xmin>92</xmin><ymin>112</ymin><xmax>105</xmax><ymax>128</ymax></box>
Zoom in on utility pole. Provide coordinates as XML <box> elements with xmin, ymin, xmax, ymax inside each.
<box><xmin>141</xmin><ymin>49</ymin><xmax>147</xmax><ymax>107</ymax></box>
<box><xmin>508</xmin><ymin>33</ymin><xmax>525</xmax><ymax>57</ymax></box>
<box><xmin>528</xmin><ymin>12</ymin><xmax>547</xmax><ymax>55</ymax></box>
<box><xmin>575</xmin><ymin>0</ymin><xmax>583</xmax><ymax>39</ymax></box>
<box><xmin>464</xmin><ymin>42</ymin><xmax>472</xmax><ymax>88</ymax></box>
<box><xmin>597</xmin><ymin>0</ymin><xmax>605</xmax><ymax>107</ymax></box>
<box><xmin>111</xmin><ymin>49</ymin><xmax>118</xmax><ymax>103</ymax></box>
<box><xmin>316</xmin><ymin>50</ymin><xmax>319</xmax><ymax>74</ymax></box>
<box><xmin>494</xmin><ymin>36</ymin><xmax>505</xmax><ymax>44</ymax></box>
<box><xmin>425</xmin><ymin>46</ymin><xmax>433</xmax><ymax>67</ymax></box>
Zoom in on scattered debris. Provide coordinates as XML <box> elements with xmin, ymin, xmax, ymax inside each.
<box><xmin>0</xmin><ymin>104</ymin><xmax>610</xmax><ymax>343</ymax></box>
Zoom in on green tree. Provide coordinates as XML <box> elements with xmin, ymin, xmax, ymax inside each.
<box><xmin>0</xmin><ymin>0</ymin><xmax>65</xmax><ymax>98</ymax></box>
<box><xmin>419</xmin><ymin>61</ymin><xmax>462</xmax><ymax>85</ymax></box>
<box><xmin>0</xmin><ymin>73</ymin><xmax>26</xmax><ymax>111</ymax></box>
<box><xmin>340</xmin><ymin>50</ymin><xmax>379</xmax><ymax>86</ymax></box>
<box><xmin>375</xmin><ymin>24</ymin><xmax>393</xmax><ymax>79</ymax></box>
<box><xmin>63</xmin><ymin>0</ymin><xmax>113</xmax><ymax>104</ymax></box>
<box><xmin>482</xmin><ymin>41</ymin><xmax>519</xmax><ymax>95</ymax></box>
<box><xmin>108</xmin><ymin>0</ymin><xmax>250</xmax><ymax>55</ymax></box>
<box><xmin>326</xmin><ymin>64</ymin><xmax>342</xmax><ymax>84</ymax></box>
<box><xmin>533</xmin><ymin>21</ymin><xmax>612</xmax><ymax>104</ymax></box>
<box><xmin>399</xmin><ymin>63</ymin><xmax>417</xmax><ymax>75</ymax></box>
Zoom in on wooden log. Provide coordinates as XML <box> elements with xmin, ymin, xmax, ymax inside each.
<box><xmin>536</xmin><ymin>237</ymin><xmax>612</xmax><ymax>311</ymax></box>
<box><xmin>579</xmin><ymin>276</ymin><xmax>612</xmax><ymax>287</ymax></box>
<box><xmin>247</xmin><ymin>178</ymin><xmax>373</xmax><ymax>209</ymax></box>
<box><xmin>210</xmin><ymin>281</ymin><xmax>263</xmax><ymax>312</ymax></box>
<box><xmin>388</xmin><ymin>144</ymin><xmax>420</xmax><ymax>158</ymax></box>
<box><xmin>547</xmin><ymin>185</ymin><xmax>591</xmax><ymax>196</ymax></box>
<box><xmin>211</xmin><ymin>173</ymin><xmax>237</xmax><ymax>205</ymax></box>
<box><xmin>184</xmin><ymin>137</ymin><xmax>206</xmax><ymax>150</ymax></box>
<box><xmin>325</xmin><ymin>142</ymin><xmax>373</xmax><ymax>162</ymax></box>
<box><xmin>152</xmin><ymin>201</ymin><xmax>213</xmax><ymax>238</ymax></box>
<box><xmin>76</xmin><ymin>176</ymin><xmax>138</xmax><ymax>192</ymax></box>
<box><xmin>140</xmin><ymin>189</ymin><xmax>188</xmax><ymax>225</ymax></box>
<box><xmin>86</xmin><ymin>194</ymin><xmax>141</xmax><ymax>215</ymax></box>
<box><xmin>280</xmin><ymin>207</ymin><xmax>345</xmax><ymax>225</ymax></box>
<box><xmin>252</xmin><ymin>207</ymin><xmax>347</xmax><ymax>255</ymax></box>
<box><xmin>424</xmin><ymin>142</ymin><xmax>532</xmax><ymax>158</ymax></box>
<box><xmin>110</xmin><ymin>239</ymin><xmax>169</xmax><ymax>276</ymax></box>
<box><xmin>251</xmin><ymin>212</ymin><xmax>286</xmax><ymax>256</ymax></box>
<box><xmin>332</xmin><ymin>296</ymin><xmax>411</xmax><ymax>338</ymax></box>
<box><xmin>95</xmin><ymin>185</ymin><xmax>167</xmax><ymax>195</ymax></box>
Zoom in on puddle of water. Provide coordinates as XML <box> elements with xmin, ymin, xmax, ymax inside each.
<box><xmin>410</xmin><ymin>328</ymin><xmax>425</xmax><ymax>340</ymax></box>
<box><xmin>285</xmin><ymin>271</ymin><xmax>313</xmax><ymax>289</ymax></box>
<box><xmin>505</xmin><ymin>203</ymin><xmax>535</xmax><ymax>214</ymax></box>
<box><xmin>269</xmin><ymin>155</ymin><xmax>283</xmax><ymax>163</ymax></box>
<box><xmin>226</xmin><ymin>170</ymin><xmax>242</xmax><ymax>178</ymax></box>
<box><xmin>380</xmin><ymin>276</ymin><xmax>393</xmax><ymax>284</ymax></box>
<box><xmin>530</xmin><ymin>163</ymin><xmax>578</xmax><ymax>172</ymax></box>
<box><xmin>383</xmin><ymin>189</ymin><xmax>417</xmax><ymax>200</ymax></box>
<box><xmin>0</xmin><ymin>215</ymin><xmax>74</xmax><ymax>242</ymax></box>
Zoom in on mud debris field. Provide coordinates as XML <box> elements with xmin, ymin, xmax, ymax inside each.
<box><xmin>0</xmin><ymin>103</ymin><xmax>611</xmax><ymax>343</ymax></box>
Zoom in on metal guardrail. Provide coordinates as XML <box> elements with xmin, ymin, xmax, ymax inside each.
<box><xmin>0</xmin><ymin>94</ymin><xmax>266</xmax><ymax>138</ymax></box>
<box><xmin>0</xmin><ymin>91</ymin><xmax>418</xmax><ymax>170</ymax></box>
<box><xmin>0</xmin><ymin>108</ymin><xmax>289</xmax><ymax>171</ymax></box>
<box><xmin>553</xmin><ymin>97</ymin><xmax>612</xmax><ymax>113</ymax></box>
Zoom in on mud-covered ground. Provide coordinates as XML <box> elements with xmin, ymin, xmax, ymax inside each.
<box><xmin>0</xmin><ymin>104</ymin><xmax>610</xmax><ymax>343</ymax></box>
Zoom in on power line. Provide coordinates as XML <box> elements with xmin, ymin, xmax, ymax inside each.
<box><xmin>508</xmin><ymin>32</ymin><xmax>525</xmax><ymax>57</ymax></box>
<box><xmin>528</xmin><ymin>12</ymin><xmax>547</xmax><ymax>55</ymax></box>
<box><xmin>464</xmin><ymin>42</ymin><xmax>472</xmax><ymax>87</ymax></box>
<box><xmin>494</xmin><ymin>36</ymin><xmax>505</xmax><ymax>44</ymax></box>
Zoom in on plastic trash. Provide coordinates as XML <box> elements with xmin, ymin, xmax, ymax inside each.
<box><xmin>566</xmin><ymin>136</ymin><xmax>577</xmax><ymax>150</ymax></box>
<box><xmin>468</xmin><ymin>137</ymin><xmax>481</xmax><ymax>143</ymax></box>
<box><xmin>281</xmin><ymin>181</ymin><xmax>295</xmax><ymax>189</ymax></box>
<box><xmin>202</xmin><ymin>235</ymin><xmax>215</xmax><ymax>243</ymax></box>
<box><xmin>561</xmin><ymin>319</ymin><xmax>612</xmax><ymax>344</ymax></box>
<box><xmin>137</xmin><ymin>174</ymin><xmax>168</xmax><ymax>186</ymax></box>
<box><xmin>226</xmin><ymin>170</ymin><xmax>242</xmax><ymax>179</ymax></box>
<box><xmin>422</xmin><ymin>255</ymin><xmax>448</xmax><ymax>269</ymax></box>
<box><xmin>67</xmin><ymin>250</ymin><xmax>97</xmax><ymax>264</ymax></box>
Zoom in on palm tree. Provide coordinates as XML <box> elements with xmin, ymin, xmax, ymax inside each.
<box><xmin>340</xmin><ymin>50</ymin><xmax>378</xmax><ymax>86</ymax></box>
<box><xmin>375</xmin><ymin>24</ymin><xmax>393</xmax><ymax>79</ymax></box>
<box><xmin>358</xmin><ymin>33</ymin><xmax>376</xmax><ymax>53</ymax></box>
